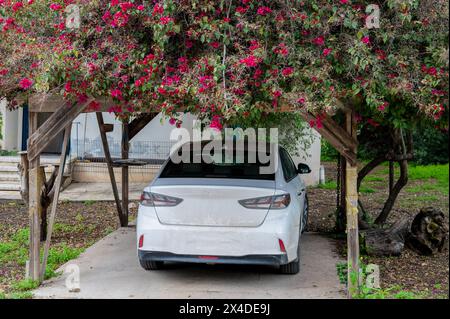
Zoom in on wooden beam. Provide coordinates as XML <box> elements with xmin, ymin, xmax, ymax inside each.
<box><xmin>96</xmin><ymin>112</ymin><xmax>125</xmax><ymax>224</ymax></box>
<box><xmin>40</xmin><ymin>125</ymin><xmax>71</xmax><ymax>281</ymax></box>
<box><xmin>129</xmin><ymin>113</ymin><xmax>158</xmax><ymax>140</ymax></box>
<box><xmin>298</xmin><ymin>110</ymin><xmax>357</xmax><ymax>165</ymax></box>
<box><xmin>121</xmin><ymin>121</ymin><xmax>130</xmax><ymax>227</ymax></box>
<box><xmin>29</xmin><ymin>94</ymin><xmax>113</xmax><ymax>113</ymax></box>
<box><xmin>27</xmin><ymin>99</ymin><xmax>93</xmax><ymax>161</ymax></box>
<box><xmin>345</xmin><ymin>111</ymin><xmax>360</xmax><ymax>298</ymax></box>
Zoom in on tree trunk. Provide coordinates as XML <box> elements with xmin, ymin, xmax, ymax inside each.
<box><xmin>406</xmin><ymin>207</ymin><xmax>449</xmax><ymax>255</ymax></box>
<box><xmin>357</xmin><ymin>155</ymin><xmax>385</xmax><ymax>191</ymax></box>
<box><xmin>362</xmin><ymin>219</ymin><xmax>410</xmax><ymax>256</ymax></box>
<box><xmin>375</xmin><ymin>159</ymin><xmax>408</xmax><ymax>225</ymax></box>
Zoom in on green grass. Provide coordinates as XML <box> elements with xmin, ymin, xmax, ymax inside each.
<box><xmin>408</xmin><ymin>164</ymin><xmax>449</xmax><ymax>194</ymax></box>
<box><xmin>337</xmin><ymin>262</ymin><xmax>429</xmax><ymax>299</ymax></box>
<box><xmin>359</xmin><ymin>186</ymin><xmax>376</xmax><ymax>194</ymax></box>
<box><xmin>364</xmin><ymin>176</ymin><xmax>385</xmax><ymax>182</ymax></box>
<box><xmin>11</xmin><ymin>279</ymin><xmax>39</xmax><ymax>292</ymax></box>
<box><xmin>0</xmin><ymin>226</ymin><xmax>86</xmax><ymax>298</ymax></box>
<box><xmin>374</xmin><ymin>163</ymin><xmax>448</xmax><ymax>194</ymax></box>
<box><xmin>317</xmin><ymin>181</ymin><xmax>337</xmax><ymax>190</ymax></box>
<box><xmin>317</xmin><ymin>181</ymin><xmax>374</xmax><ymax>194</ymax></box>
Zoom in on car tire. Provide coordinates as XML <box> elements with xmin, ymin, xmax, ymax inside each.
<box><xmin>301</xmin><ymin>194</ymin><xmax>309</xmax><ymax>234</ymax></box>
<box><xmin>139</xmin><ymin>259</ymin><xmax>164</xmax><ymax>270</ymax></box>
<box><xmin>280</xmin><ymin>234</ymin><xmax>301</xmax><ymax>275</ymax></box>
<box><xmin>279</xmin><ymin>259</ymin><xmax>300</xmax><ymax>274</ymax></box>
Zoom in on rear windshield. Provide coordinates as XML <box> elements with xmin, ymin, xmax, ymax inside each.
<box><xmin>160</xmin><ymin>148</ymin><xmax>275</xmax><ymax>180</ymax></box>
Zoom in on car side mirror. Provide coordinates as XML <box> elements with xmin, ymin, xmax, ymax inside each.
<box><xmin>297</xmin><ymin>163</ymin><xmax>311</xmax><ymax>174</ymax></box>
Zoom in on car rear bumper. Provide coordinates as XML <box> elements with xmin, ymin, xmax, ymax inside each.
<box><xmin>138</xmin><ymin>250</ymin><xmax>288</xmax><ymax>266</ymax></box>
<box><xmin>137</xmin><ymin>204</ymin><xmax>301</xmax><ymax>263</ymax></box>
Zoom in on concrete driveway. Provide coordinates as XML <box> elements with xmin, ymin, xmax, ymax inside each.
<box><xmin>33</xmin><ymin>227</ymin><xmax>345</xmax><ymax>299</ymax></box>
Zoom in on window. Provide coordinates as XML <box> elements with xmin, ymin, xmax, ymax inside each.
<box><xmin>279</xmin><ymin>147</ymin><xmax>297</xmax><ymax>182</ymax></box>
<box><xmin>160</xmin><ymin>147</ymin><xmax>275</xmax><ymax>180</ymax></box>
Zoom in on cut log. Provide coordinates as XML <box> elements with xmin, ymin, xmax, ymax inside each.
<box><xmin>362</xmin><ymin>219</ymin><xmax>410</xmax><ymax>256</ymax></box>
<box><xmin>406</xmin><ymin>207</ymin><xmax>449</xmax><ymax>255</ymax></box>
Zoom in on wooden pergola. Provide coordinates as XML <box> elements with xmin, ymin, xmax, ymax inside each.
<box><xmin>24</xmin><ymin>93</ymin><xmax>360</xmax><ymax>297</ymax></box>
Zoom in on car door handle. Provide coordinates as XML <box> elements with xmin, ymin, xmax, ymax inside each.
<box><xmin>297</xmin><ymin>189</ymin><xmax>305</xmax><ymax>196</ymax></box>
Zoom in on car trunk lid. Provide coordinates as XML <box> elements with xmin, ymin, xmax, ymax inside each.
<box><xmin>150</xmin><ymin>178</ymin><xmax>275</xmax><ymax>227</ymax></box>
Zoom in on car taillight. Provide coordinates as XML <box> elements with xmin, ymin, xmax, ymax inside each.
<box><xmin>140</xmin><ymin>192</ymin><xmax>183</xmax><ymax>207</ymax></box>
<box><xmin>238</xmin><ymin>194</ymin><xmax>290</xmax><ymax>210</ymax></box>
<box><xmin>278</xmin><ymin>239</ymin><xmax>286</xmax><ymax>253</ymax></box>
<box><xmin>138</xmin><ymin>235</ymin><xmax>144</xmax><ymax>248</ymax></box>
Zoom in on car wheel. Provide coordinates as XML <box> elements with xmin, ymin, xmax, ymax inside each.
<box><xmin>301</xmin><ymin>194</ymin><xmax>309</xmax><ymax>234</ymax></box>
<box><xmin>139</xmin><ymin>259</ymin><xmax>164</xmax><ymax>270</ymax></box>
<box><xmin>280</xmin><ymin>234</ymin><xmax>301</xmax><ymax>275</ymax></box>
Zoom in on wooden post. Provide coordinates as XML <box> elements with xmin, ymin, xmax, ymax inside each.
<box><xmin>40</xmin><ymin>125</ymin><xmax>71</xmax><ymax>281</ymax></box>
<box><xmin>27</xmin><ymin>111</ymin><xmax>41</xmax><ymax>281</ymax></box>
<box><xmin>18</xmin><ymin>151</ymin><xmax>29</xmax><ymax>204</ymax></box>
<box><xmin>96</xmin><ymin>112</ymin><xmax>124</xmax><ymax>224</ymax></box>
<box><xmin>345</xmin><ymin>112</ymin><xmax>360</xmax><ymax>297</ymax></box>
<box><xmin>121</xmin><ymin>121</ymin><xmax>129</xmax><ymax>227</ymax></box>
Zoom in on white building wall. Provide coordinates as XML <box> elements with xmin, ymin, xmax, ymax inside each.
<box><xmin>290</xmin><ymin>128</ymin><xmax>321</xmax><ymax>186</ymax></box>
<box><xmin>70</xmin><ymin>112</ymin><xmax>197</xmax><ymax>159</ymax></box>
<box><xmin>71</xmin><ymin>112</ymin><xmax>321</xmax><ymax>186</ymax></box>
<box><xmin>0</xmin><ymin>99</ymin><xmax>20</xmax><ymax>151</ymax></box>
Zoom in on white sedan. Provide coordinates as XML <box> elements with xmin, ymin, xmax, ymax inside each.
<box><xmin>136</xmin><ymin>142</ymin><xmax>310</xmax><ymax>274</ymax></box>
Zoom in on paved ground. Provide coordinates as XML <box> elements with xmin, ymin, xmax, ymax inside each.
<box><xmin>33</xmin><ymin>228</ymin><xmax>345</xmax><ymax>299</ymax></box>
<box><xmin>59</xmin><ymin>182</ymin><xmax>146</xmax><ymax>201</ymax></box>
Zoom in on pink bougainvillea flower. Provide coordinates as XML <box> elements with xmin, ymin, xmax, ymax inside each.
<box><xmin>12</xmin><ymin>2</ymin><xmax>24</xmax><ymax>12</ymax></box>
<box><xmin>257</xmin><ymin>6</ymin><xmax>272</xmax><ymax>15</ymax></box>
<box><xmin>361</xmin><ymin>36</ymin><xmax>370</xmax><ymax>44</ymax></box>
<box><xmin>235</xmin><ymin>6</ymin><xmax>248</xmax><ymax>14</ymax></box>
<box><xmin>323</xmin><ymin>48</ymin><xmax>332</xmax><ymax>57</ymax></box>
<box><xmin>239</xmin><ymin>55</ymin><xmax>259</xmax><ymax>67</ymax></box>
<box><xmin>274</xmin><ymin>43</ymin><xmax>289</xmax><ymax>56</ymax></box>
<box><xmin>296</xmin><ymin>97</ymin><xmax>305</xmax><ymax>106</ymax></box>
<box><xmin>112</xmin><ymin>11</ymin><xmax>129</xmax><ymax>27</ymax></box>
<box><xmin>378</xmin><ymin>102</ymin><xmax>389</xmax><ymax>111</ymax></box>
<box><xmin>210</xmin><ymin>41</ymin><xmax>221</xmax><ymax>49</ymax></box>
<box><xmin>160</xmin><ymin>16</ymin><xmax>173</xmax><ymax>25</ymax></box>
<box><xmin>152</xmin><ymin>3</ymin><xmax>164</xmax><ymax>16</ymax></box>
<box><xmin>87</xmin><ymin>101</ymin><xmax>101</xmax><ymax>112</ymax></box>
<box><xmin>249</xmin><ymin>40</ymin><xmax>259</xmax><ymax>51</ymax></box>
<box><xmin>49</xmin><ymin>3</ymin><xmax>62</xmax><ymax>11</ymax></box>
<box><xmin>169</xmin><ymin>118</ymin><xmax>176</xmax><ymax>125</ymax></box>
<box><xmin>427</xmin><ymin>67</ymin><xmax>437</xmax><ymax>76</ymax></box>
<box><xmin>119</xmin><ymin>2</ymin><xmax>133</xmax><ymax>12</ymax></box>
<box><xmin>0</xmin><ymin>69</ymin><xmax>8</xmax><ymax>76</ymax></box>
<box><xmin>313</xmin><ymin>36</ymin><xmax>325</xmax><ymax>46</ymax></box>
<box><xmin>273</xmin><ymin>90</ymin><xmax>282</xmax><ymax>98</ymax></box>
<box><xmin>209</xmin><ymin>115</ymin><xmax>223</xmax><ymax>131</ymax></box>
<box><xmin>110</xmin><ymin>88</ymin><xmax>123</xmax><ymax>100</ymax></box>
<box><xmin>281</xmin><ymin>67</ymin><xmax>294</xmax><ymax>77</ymax></box>
<box><xmin>340</xmin><ymin>0</ymin><xmax>349</xmax><ymax>4</ymax></box>
<box><xmin>137</xmin><ymin>5</ymin><xmax>144</xmax><ymax>11</ymax></box>
<box><xmin>19</xmin><ymin>78</ymin><xmax>33</xmax><ymax>89</ymax></box>
<box><xmin>108</xmin><ymin>105</ymin><xmax>123</xmax><ymax>114</ymax></box>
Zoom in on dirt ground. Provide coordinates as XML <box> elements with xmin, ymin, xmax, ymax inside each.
<box><xmin>308</xmin><ymin>162</ymin><xmax>449</xmax><ymax>298</ymax></box>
